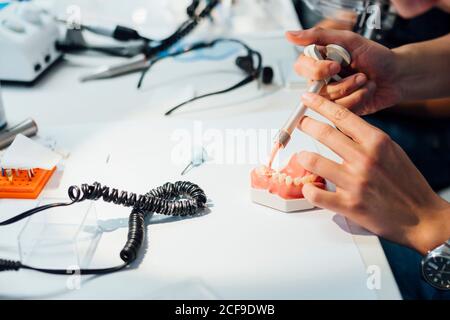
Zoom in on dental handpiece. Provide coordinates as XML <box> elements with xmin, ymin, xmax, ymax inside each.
<box><xmin>274</xmin><ymin>44</ymin><xmax>351</xmax><ymax>149</ymax></box>
<box><xmin>276</xmin><ymin>80</ymin><xmax>326</xmax><ymax>148</ymax></box>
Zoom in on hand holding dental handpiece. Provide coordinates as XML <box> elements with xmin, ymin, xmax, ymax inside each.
<box><xmin>275</xmin><ymin>44</ymin><xmax>351</xmax><ymax>150</ymax></box>
<box><xmin>297</xmin><ymin>93</ymin><xmax>450</xmax><ymax>255</ymax></box>
<box><xmin>269</xmin><ymin>44</ymin><xmax>350</xmax><ymax>168</ymax></box>
<box><xmin>286</xmin><ymin>28</ymin><xmax>450</xmax><ymax>115</ymax></box>
<box><xmin>286</xmin><ymin>28</ymin><xmax>400</xmax><ymax>115</ymax></box>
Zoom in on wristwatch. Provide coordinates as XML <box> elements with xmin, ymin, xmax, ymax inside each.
<box><xmin>421</xmin><ymin>239</ymin><xmax>450</xmax><ymax>290</ymax></box>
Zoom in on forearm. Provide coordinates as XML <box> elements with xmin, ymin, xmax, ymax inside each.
<box><xmin>414</xmin><ymin>198</ymin><xmax>450</xmax><ymax>255</ymax></box>
<box><xmin>394</xmin><ymin>98</ymin><xmax>450</xmax><ymax>118</ymax></box>
<box><xmin>393</xmin><ymin>34</ymin><xmax>450</xmax><ymax>102</ymax></box>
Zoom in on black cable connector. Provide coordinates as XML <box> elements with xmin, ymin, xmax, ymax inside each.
<box><xmin>144</xmin><ymin>0</ymin><xmax>220</xmax><ymax>58</ymax></box>
<box><xmin>113</xmin><ymin>25</ymin><xmax>150</xmax><ymax>42</ymax></box>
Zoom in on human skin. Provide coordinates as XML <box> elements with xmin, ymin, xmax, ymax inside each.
<box><xmin>391</xmin><ymin>0</ymin><xmax>450</xmax><ymax>18</ymax></box>
<box><xmin>296</xmin><ymin>92</ymin><xmax>450</xmax><ymax>255</ymax></box>
<box><xmin>286</xmin><ymin>28</ymin><xmax>450</xmax><ymax>115</ymax></box>
<box><xmin>308</xmin><ymin>2</ymin><xmax>450</xmax><ymax>118</ymax></box>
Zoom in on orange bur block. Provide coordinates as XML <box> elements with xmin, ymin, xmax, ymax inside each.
<box><xmin>0</xmin><ymin>167</ymin><xmax>56</xmax><ymax>199</ymax></box>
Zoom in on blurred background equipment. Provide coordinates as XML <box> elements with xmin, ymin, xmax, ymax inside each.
<box><xmin>57</xmin><ymin>20</ymin><xmax>151</xmax><ymax>58</ymax></box>
<box><xmin>0</xmin><ymin>59</ymin><xmax>38</xmax><ymax>146</ymax></box>
<box><xmin>0</xmin><ymin>118</ymin><xmax>38</xmax><ymax>150</ymax></box>
<box><xmin>0</xmin><ymin>83</ymin><xmax>6</xmax><ymax>129</ymax></box>
<box><xmin>77</xmin><ymin>0</ymin><xmax>221</xmax><ymax>80</ymax></box>
<box><xmin>160</xmin><ymin>38</ymin><xmax>274</xmax><ymax>115</ymax></box>
<box><xmin>0</xmin><ymin>1</ymin><xmax>62</xmax><ymax>83</ymax></box>
<box><xmin>296</xmin><ymin>0</ymin><xmax>396</xmax><ymax>41</ymax></box>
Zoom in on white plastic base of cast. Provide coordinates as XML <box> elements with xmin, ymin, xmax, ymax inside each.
<box><xmin>251</xmin><ymin>188</ymin><xmax>315</xmax><ymax>213</ymax></box>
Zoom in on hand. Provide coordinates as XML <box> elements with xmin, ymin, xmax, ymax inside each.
<box><xmin>314</xmin><ymin>18</ymin><xmax>354</xmax><ymax>31</ymax></box>
<box><xmin>286</xmin><ymin>28</ymin><xmax>403</xmax><ymax>115</ymax></box>
<box><xmin>296</xmin><ymin>93</ymin><xmax>450</xmax><ymax>255</ymax></box>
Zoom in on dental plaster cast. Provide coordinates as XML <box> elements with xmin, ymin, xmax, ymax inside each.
<box><xmin>250</xmin><ymin>153</ymin><xmax>325</xmax><ymax>212</ymax></box>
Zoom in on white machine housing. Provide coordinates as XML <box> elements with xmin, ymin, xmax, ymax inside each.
<box><xmin>0</xmin><ymin>83</ymin><xmax>6</xmax><ymax>128</ymax></box>
<box><xmin>0</xmin><ymin>2</ymin><xmax>61</xmax><ymax>83</ymax></box>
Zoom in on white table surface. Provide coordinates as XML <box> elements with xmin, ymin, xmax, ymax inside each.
<box><xmin>0</xmin><ymin>0</ymin><xmax>401</xmax><ymax>299</ymax></box>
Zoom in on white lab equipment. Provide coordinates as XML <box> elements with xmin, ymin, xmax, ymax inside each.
<box><xmin>0</xmin><ymin>1</ymin><xmax>61</xmax><ymax>83</ymax></box>
<box><xmin>0</xmin><ymin>83</ymin><xmax>6</xmax><ymax>129</ymax></box>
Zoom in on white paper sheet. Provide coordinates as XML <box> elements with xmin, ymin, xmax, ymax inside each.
<box><xmin>0</xmin><ymin>134</ymin><xmax>62</xmax><ymax>170</ymax></box>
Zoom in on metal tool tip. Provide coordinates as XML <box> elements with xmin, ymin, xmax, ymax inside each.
<box><xmin>79</xmin><ymin>74</ymin><xmax>97</xmax><ymax>82</ymax></box>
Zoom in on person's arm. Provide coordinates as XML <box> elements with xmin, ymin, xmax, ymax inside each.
<box><xmin>391</xmin><ymin>97</ymin><xmax>450</xmax><ymax>118</ymax></box>
<box><xmin>393</xmin><ymin>34</ymin><xmax>450</xmax><ymax>102</ymax></box>
<box><xmin>296</xmin><ymin>93</ymin><xmax>450</xmax><ymax>255</ymax></box>
<box><xmin>391</xmin><ymin>0</ymin><xmax>450</xmax><ymax>18</ymax></box>
<box><xmin>286</xmin><ymin>29</ymin><xmax>450</xmax><ymax>115</ymax></box>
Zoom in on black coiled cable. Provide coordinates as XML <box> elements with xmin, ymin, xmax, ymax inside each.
<box><xmin>0</xmin><ymin>181</ymin><xmax>207</xmax><ymax>275</ymax></box>
<box><xmin>144</xmin><ymin>0</ymin><xmax>219</xmax><ymax>58</ymax></box>
<box><xmin>68</xmin><ymin>181</ymin><xmax>207</xmax><ymax>216</ymax></box>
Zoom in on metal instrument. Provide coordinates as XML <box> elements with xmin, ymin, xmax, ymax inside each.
<box><xmin>0</xmin><ymin>118</ymin><xmax>38</xmax><ymax>150</ymax></box>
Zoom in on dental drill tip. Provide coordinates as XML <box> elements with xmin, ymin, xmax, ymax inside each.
<box><xmin>6</xmin><ymin>169</ymin><xmax>13</xmax><ymax>183</ymax></box>
<box><xmin>268</xmin><ymin>140</ymin><xmax>284</xmax><ymax>169</ymax></box>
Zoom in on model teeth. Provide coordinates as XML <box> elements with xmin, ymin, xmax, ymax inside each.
<box><xmin>285</xmin><ymin>176</ymin><xmax>292</xmax><ymax>186</ymax></box>
<box><xmin>294</xmin><ymin>177</ymin><xmax>302</xmax><ymax>186</ymax></box>
<box><xmin>278</xmin><ymin>173</ymin><xmax>286</xmax><ymax>183</ymax></box>
<box><xmin>301</xmin><ymin>174</ymin><xmax>316</xmax><ymax>184</ymax></box>
<box><xmin>258</xmin><ymin>166</ymin><xmax>267</xmax><ymax>175</ymax></box>
<box><xmin>272</xmin><ymin>172</ymin><xmax>279</xmax><ymax>180</ymax></box>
